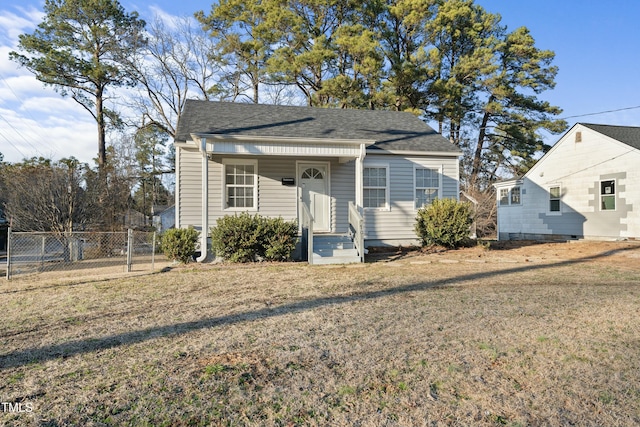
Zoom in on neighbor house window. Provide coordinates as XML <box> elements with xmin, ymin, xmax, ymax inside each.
<box><xmin>510</xmin><ymin>186</ymin><xmax>521</xmax><ymax>205</ymax></box>
<box><xmin>224</xmin><ymin>160</ymin><xmax>257</xmax><ymax>210</ymax></box>
<box><xmin>600</xmin><ymin>180</ymin><xmax>616</xmax><ymax>210</ymax></box>
<box><xmin>498</xmin><ymin>186</ymin><xmax>521</xmax><ymax>206</ymax></box>
<box><xmin>415</xmin><ymin>167</ymin><xmax>440</xmax><ymax>209</ymax></box>
<box><xmin>549</xmin><ymin>186</ymin><xmax>561</xmax><ymax>212</ymax></box>
<box><xmin>499</xmin><ymin>188</ymin><xmax>509</xmax><ymax>206</ymax></box>
<box><xmin>363</xmin><ymin>166</ymin><xmax>388</xmax><ymax>209</ymax></box>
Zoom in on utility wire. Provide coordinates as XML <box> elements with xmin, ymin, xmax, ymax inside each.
<box><xmin>559</xmin><ymin>105</ymin><xmax>640</xmax><ymax>120</ymax></box>
<box><xmin>0</xmin><ymin>110</ymin><xmax>43</xmax><ymax>157</ymax></box>
<box><xmin>0</xmin><ymin>71</ymin><xmax>49</xmax><ymax>155</ymax></box>
<box><xmin>0</xmin><ymin>128</ymin><xmax>27</xmax><ymax>159</ymax></box>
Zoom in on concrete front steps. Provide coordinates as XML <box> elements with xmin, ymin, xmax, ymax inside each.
<box><xmin>312</xmin><ymin>234</ymin><xmax>362</xmax><ymax>265</ymax></box>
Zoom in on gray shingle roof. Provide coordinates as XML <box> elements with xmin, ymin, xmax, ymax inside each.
<box><xmin>175</xmin><ymin>100</ymin><xmax>460</xmax><ymax>153</ymax></box>
<box><xmin>581</xmin><ymin>123</ymin><xmax>640</xmax><ymax>150</ymax></box>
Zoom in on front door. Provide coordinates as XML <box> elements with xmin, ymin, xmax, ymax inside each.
<box><xmin>299</xmin><ymin>163</ymin><xmax>330</xmax><ymax>232</ymax></box>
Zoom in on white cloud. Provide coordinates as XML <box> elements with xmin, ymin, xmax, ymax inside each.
<box><xmin>0</xmin><ymin>104</ymin><xmax>97</xmax><ymax>164</ymax></box>
<box><xmin>0</xmin><ymin>6</ymin><xmax>42</xmax><ymax>46</ymax></box>
<box><xmin>0</xmin><ymin>2</ymin><xmax>197</xmax><ymax>165</ymax></box>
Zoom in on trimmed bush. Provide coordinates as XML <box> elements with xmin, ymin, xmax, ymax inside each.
<box><xmin>211</xmin><ymin>213</ymin><xmax>298</xmax><ymax>262</ymax></box>
<box><xmin>160</xmin><ymin>226</ymin><xmax>199</xmax><ymax>263</ymax></box>
<box><xmin>415</xmin><ymin>198</ymin><xmax>473</xmax><ymax>249</ymax></box>
<box><xmin>262</xmin><ymin>217</ymin><xmax>299</xmax><ymax>261</ymax></box>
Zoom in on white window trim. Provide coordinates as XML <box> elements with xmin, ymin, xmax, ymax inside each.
<box><xmin>497</xmin><ymin>186</ymin><xmax>522</xmax><ymax>207</ymax></box>
<box><xmin>599</xmin><ymin>179</ymin><xmax>616</xmax><ymax>211</ymax></box>
<box><xmin>363</xmin><ymin>163</ymin><xmax>390</xmax><ymax>211</ymax></box>
<box><xmin>413</xmin><ymin>165</ymin><xmax>442</xmax><ymax>210</ymax></box>
<box><xmin>499</xmin><ymin>188</ymin><xmax>510</xmax><ymax>206</ymax></box>
<box><xmin>548</xmin><ymin>185</ymin><xmax>562</xmax><ymax>215</ymax></box>
<box><xmin>222</xmin><ymin>158</ymin><xmax>258</xmax><ymax>212</ymax></box>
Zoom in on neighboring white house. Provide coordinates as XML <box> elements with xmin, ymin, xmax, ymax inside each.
<box><xmin>174</xmin><ymin>100</ymin><xmax>461</xmax><ymax>263</ymax></box>
<box><xmin>494</xmin><ymin>123</ymin><xmax>640</xmax><ymax>241</ymax></box>
<box><xmin>152</xmin><ymin>205</ymin><xmax>175</xmax><ymax>233</ymax></box>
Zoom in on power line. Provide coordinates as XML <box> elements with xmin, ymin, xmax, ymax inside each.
<box><xmin>0</xmin><ymin>128</ymin><xmax>27</xmax><ymax>159</ymax></box>
<box><xmin>0</xmin><ymin>71</ymin><xmax>49</xmax><ymax>155</ymax></box>
<box><xmin>559</xmin><ymin>105</ymin><xmax>640</xmax><ymax>120</ymax></box>
<box><xmin>0</xmin><ymin>110</ymin><xmax>43</xmax><ymax>157</ymax></box>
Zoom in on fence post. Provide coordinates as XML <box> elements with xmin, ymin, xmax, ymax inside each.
<box><xmin>6</xmin><ymin>227</ymin><xmax>11</xmax><ymax>280</ymax></box>
<box><xmin>126</xmin><ymin>229</ymin><xmax>133</xmax><ymax>273</ymax></box>
<box><xmin>40</xmin><ymin>235</ymin><xmax>46</xmax><ymax>272</ymax></box>
<box><xmin>151</xmin><ymin>231</ymin><xmax>156</xmax><ymax>272</ymax></box>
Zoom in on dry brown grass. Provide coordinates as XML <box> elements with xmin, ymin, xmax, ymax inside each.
<box><xmin>1</xmin><ymin>241</ymin><xmax>639</xmax><ymax>426</ymax></box>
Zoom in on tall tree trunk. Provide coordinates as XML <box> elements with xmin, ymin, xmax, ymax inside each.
<box><xmin>470</xmin><ymin>105</ymin><xmax>492</xmax><ymax>189</ymax></box>
<box><xmin>96</xmin><ymin>87</ymin><xmax>107</xmax><ymax>174</ymax></box>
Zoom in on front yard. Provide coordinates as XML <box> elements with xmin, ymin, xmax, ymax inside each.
<box><xmin>1</xmin><ymin>241</ymin><xmax>639</xmax><ymax>426</ymax></box>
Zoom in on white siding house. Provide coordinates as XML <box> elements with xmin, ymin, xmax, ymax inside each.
<box><xmin>174</xmin><ymin>100</ymin><xmax>461</xmax><ymax>263</ymax></box>
<box><xmin>495</xmin><ymin>123</ymin><xmax>640</xmax><ymax>241</ymax></box>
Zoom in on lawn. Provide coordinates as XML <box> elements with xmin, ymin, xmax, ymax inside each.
<box><xmin>1</xmin><ymin>241</ymin><xmax>639</xmax><ymax>426</ymax></box>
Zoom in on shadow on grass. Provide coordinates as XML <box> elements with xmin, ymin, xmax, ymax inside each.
<box><xmin>0</xmin><ymin>246</ymin><xmax>637</xmax><ymax>370</ymax></box>
<box><xmin>0</xmin><ymin>267</ymin><xmax>173</xmax><ymax>296</ymax></box>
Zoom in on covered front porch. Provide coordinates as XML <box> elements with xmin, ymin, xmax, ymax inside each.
<box><xmin>184</xmin><ymin>133</ymin><xmax>374</xmax><ymax>264</ymax></box>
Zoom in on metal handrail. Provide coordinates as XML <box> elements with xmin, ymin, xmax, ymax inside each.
<box><xmin>348</xmin><ymin>201</ymin><xmax>365</xmax><ymax>262</ymax></box>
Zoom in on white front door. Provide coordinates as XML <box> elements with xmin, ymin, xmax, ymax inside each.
<box><xmin>299</xmin><ymin>163</ymin><xmax>330</xmax><ymax>232</ymax></box>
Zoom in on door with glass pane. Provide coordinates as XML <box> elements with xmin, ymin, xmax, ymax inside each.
<box><xmin>299</xmin><ymin>164</ymin><xmax>330</xmax><ymax>232</ymax></box>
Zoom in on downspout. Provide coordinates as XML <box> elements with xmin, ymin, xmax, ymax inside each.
<box><xmin>196</xmin><ymin>138</ymin><xmax>208</xmax><ymax>262</ymax></box>
<box><xmin>355</xmin><ymin>143</ymin><xmax>366</xmax><ymax>208</ymax></box>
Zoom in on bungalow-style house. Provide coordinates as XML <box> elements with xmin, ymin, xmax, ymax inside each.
<box><xmin>174</xmin><ymin>100</ymin><xmax>461</xmax><ymax>263</ymax></box>
<box><xmin>494</xmin><ymin>123</ymin><xmax>640</xmax><ymax>241</ymax></box>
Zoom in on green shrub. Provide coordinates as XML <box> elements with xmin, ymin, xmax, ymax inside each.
<box><xmin>210</xmin><ymin>213</ymin><xmax>298</xmax><ymax>262</ymax></box>
<box><xmin>210</xmin><ymin>213</ymin><xmax>263</xmax><ymax>262</ymax></box>
<box><xmin>160</xmin><ymin>226</ymin><xmax>199</xmax><ymax>263</ymax></box>
<box><xmin>262</xmin><ymin>217</ymin><xmax>299</xmax><ymax>261</ymax></box>
<box><xmin>415</xmin><ymin>198</ymin><xmax>473</xmax><ymax>249</ymax></box>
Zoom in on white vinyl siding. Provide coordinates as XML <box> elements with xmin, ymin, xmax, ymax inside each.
<box><xmin>177</xmin><ymin>147</ymin><xmax>461</xmax><ymax>245</ymax></box>
<box><xmin>363</xmin><ymin>155</ymin><xmax>459</xmax><ymax>244</ymax></box>
<box><xmin>331</xmin><ymin>160</ymin><xmax>355</xmax><ymax>233</ymax></box>
<box><xmin>177</xmin><ymin>148</ymin><xmax>203</xmax><ymax>228</ymax></box>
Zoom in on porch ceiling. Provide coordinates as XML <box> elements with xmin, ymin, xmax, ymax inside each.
<box><xmin>191</xmin><ymin>133</ymin><xmax>374</xmax><ymax>159</ymax></box>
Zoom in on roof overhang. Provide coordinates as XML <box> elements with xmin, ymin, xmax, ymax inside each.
<box><xmin>189</xmin><ymin>133</ymin><xmax>375</xmax><ymax>159</ymax></box>
<box><xmin>493</xmin><ymin>178</ymin><xmax>523</xmax><ymax>189</ymax></box>
<box><xmin>365</xmin><ymin>148</ymin><xmax>462</xmax><ymax>157</ymax></box>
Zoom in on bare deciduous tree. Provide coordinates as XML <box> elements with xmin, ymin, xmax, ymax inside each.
<box><xmin>127</xmin><ymin>16</ymin><xmax>221</xmax><ymax>138</ymax></box>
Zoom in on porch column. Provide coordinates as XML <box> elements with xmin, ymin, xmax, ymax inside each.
<box><xmin>196</xmin><ymin>138</ymin><xmax>208</xmax><ymax>262</ymax></box>
<box><xmin>355</xmin><ymin>143</ymin><xmax>366</xmax><ymax>208</ymax></box>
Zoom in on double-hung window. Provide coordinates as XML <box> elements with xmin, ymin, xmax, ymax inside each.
<box><xmin>224</xmin><ymin>160</ymin><xmax>257</xmax><ymax>210</ymax></box>
<box><xmin>549</xmin><ymin>186</ymin><xmax>561</xmax><ymax>213</ymax></box>
<box><xmin>363</xmin><ymin>166</ymin><xmax>388</xmax><ymax>209</ymax></box>
<box><xmin>600</xmin><ymin>180</ymin><xmax>616</xmax><ymax>210</ymax></box>
<box><xmin>415</xmin><ymin>167</ymin><xmax>440</xmax><ymax>209</ymax></box>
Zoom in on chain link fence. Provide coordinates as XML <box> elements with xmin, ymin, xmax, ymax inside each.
<box><xmin>4</xmin><ymin>229</ymin><xmax>168</xmax><ymax>280</ymax></box>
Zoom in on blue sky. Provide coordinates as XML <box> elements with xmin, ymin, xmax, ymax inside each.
<box><xmin>1</xmin><ymin>0</ymin><xmax>639</xmax><ymax>164</ymax></box>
